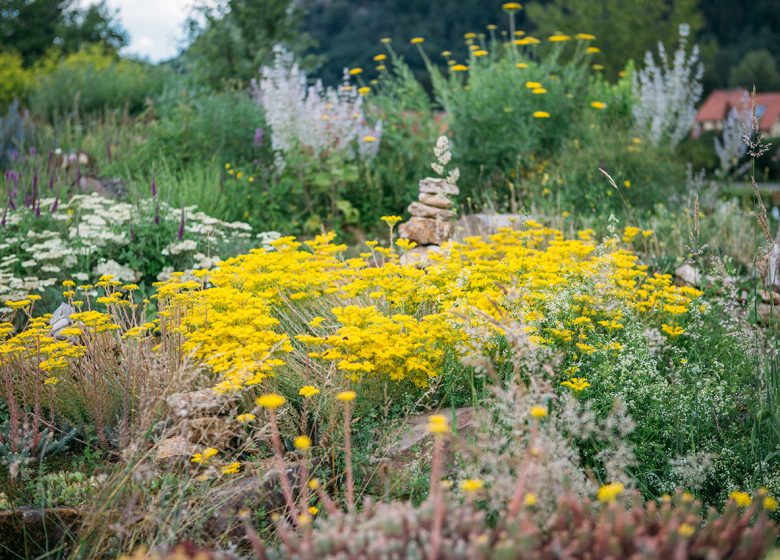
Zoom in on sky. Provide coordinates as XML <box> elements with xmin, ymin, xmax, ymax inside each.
<box><xmin>79</xmin><ymin>0</ymin><xmax>213</xmax><ymax>61</ymax></box>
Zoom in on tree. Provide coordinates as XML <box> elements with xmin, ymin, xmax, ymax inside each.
<box><xmin>0</xmin><ymin>0</ymin><xmax>127</xmax><ymax>66</ymax></box>
<box><xmin>729</xmin><ymin>49</ymin><xmax>780</xmax><ymax>92</ymax></box>
<box><xmin>183</xmin><ymin>0</ymin><xmax>318</xmax><ymax>88</ymax></box>
<box><xmin>525</xmin><ymin>0</ymin><xmax>704</xmax><ymax>78</ymax></box>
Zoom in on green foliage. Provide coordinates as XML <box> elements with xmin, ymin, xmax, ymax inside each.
<box><xmin>729</xmin><ymin>49</ymin><xmax>780</xmax><ymax>92</ymax></box>
<box><xmin>524</xmin><ymin>0</ymin><xmax>704</xmax><ymax>79</ymax></box>
<box><xmin>183</xmin><ymin>0</ymin><xmax>319</xmax><ymax>88</ymax></box>
<box><xmin>0</xmin><ymin>51</ymin><xmax>31</xmax><ymax>108</ymax></box>
<box><xmin>127</xmin><ymin>88</ymin><xmax>268</xmax><ymax>170</ymax></box>
<box><xmin>28</xmin><ymin>45</ymin><xmax>167</xmax><ymax>119</ymax></box>
<box><xmin>36</xmin><ymin>470</ymin><xmax>106</xmax><ymax>507</ymax></box>
<box><xmin>430</xmin><ymin>43</ymin><xmax>591</xmax><ymax>206</ymax></box>
<box><xmin>0</xmin><ymin>0</ymin><xmax>127</xmax><ymax>66</ymax></box>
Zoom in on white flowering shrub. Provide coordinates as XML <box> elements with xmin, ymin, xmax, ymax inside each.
<box><xmin>0</xmin><ymin>193</ymin><xmax>275</xmax><ymax>312</ymax></box>
<box><xmin>253</xmin><ymin>47</ymin><xmax>382</xmax><ymax>165</ymax></box>
<box><xmin>632</xmin><ymin>24</ymin><xmax>703</xmax><ymax>148</ymax></box>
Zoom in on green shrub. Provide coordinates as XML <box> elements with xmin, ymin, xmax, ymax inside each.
<box><xmin>28</xmin><ymin>45</ymin><xmax>166</xmax><ymax>119</ymax></box>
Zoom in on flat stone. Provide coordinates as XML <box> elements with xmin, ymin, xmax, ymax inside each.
<box><xmin>408</xmin><ymin>202</ymin><xmax>456</xmax><ymax>220</ymax></box>
<box><xmin>419</xmin><ymin>193</ymin><xmax>454</xmax><ymax>209</ymax></box>
<box><xmin>419</xmin><ymin>177</ymin><xmax>459</xmax><ymax>196</ymax></box>
<box><xmin>399</xmin><ymin>217</ymin><xmax>454</xmax><ymax>246</ymax></box>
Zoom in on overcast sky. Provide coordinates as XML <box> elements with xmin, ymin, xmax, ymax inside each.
<box><xmin>79</xmin><ymin>0</ymin><xmax>212</xmax><ymax>61</ymax></box>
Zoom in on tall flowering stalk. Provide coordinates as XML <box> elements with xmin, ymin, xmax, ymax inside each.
<box><xmin>428</xmin><ymin>414</ymin><xmax>449</xmax><ymax>560</ymax></box>
<box><xmin>337</xmin><ymin>390</ymin><xmax>357</xmax><ymax>510</ymax></box>
<box><xmin>257</xmin><ymin>393</ymin><xmax>298</xmax><ymax>520</ymax></box>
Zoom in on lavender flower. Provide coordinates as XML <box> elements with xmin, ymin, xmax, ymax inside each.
<box><xmin>151</xmin><ymin>175</ymin><xmax>157</xmax><ymax>197</ymax></box>
<box><xmin>254</xmin><ymin>128</ymin><xmax>264</xmax><ymax>147</ymax></box>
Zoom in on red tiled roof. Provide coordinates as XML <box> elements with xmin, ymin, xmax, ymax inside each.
<box><xmin>696</xmin><ymin>89</ymin><xmax>780</xmax><ymax>131</ymax></box>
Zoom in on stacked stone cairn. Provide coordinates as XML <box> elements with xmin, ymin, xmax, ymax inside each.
<box><xmin>398</xmin><ymin>177</ymin><xmax>458</xmax><ymax>264</ymax></box>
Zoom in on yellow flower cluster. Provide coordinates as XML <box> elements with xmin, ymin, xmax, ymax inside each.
<box><xmin>146</xmin><ymin>224</ymin><xmax>702</xmax><ymax>394</ymax></box>
<box><xmin>3</xmin><ymin>225</ymin><xmax>703</xmax><ymax>399</ymax></box>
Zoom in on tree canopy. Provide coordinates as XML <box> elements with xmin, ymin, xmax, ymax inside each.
<box><xmin>0</xmin><ymin>0</ymin><xmax>128</xmax><ymax>65</ymax></box>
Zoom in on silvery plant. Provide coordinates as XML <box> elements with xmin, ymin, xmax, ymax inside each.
<box><xmin>714</xmin><ymin>105</ymin><xmax>749</xmax><ymax>177</ymax></box>
<box><xmin>632</xmin><ymin>24</ymin><xmax>703</xmax><ymax>148</ymax></box>
<box><xmin>253</xmin><ymin>47</ymin><xmax>382</xmax><ymax>169</ymax></box>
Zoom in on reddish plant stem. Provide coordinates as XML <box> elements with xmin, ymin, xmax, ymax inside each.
<box><xmin>269</xmin><ymin>410</ymin><xmax>299</xmax><ymax>520</ymax></box>
<box><xmin>343</xmin><ymin>402</ymin><xmax>355</xmax><ymax>511</ymax></box>
<box><xmin>430</xmin><ymin>434</ymin><xmax>445</xmax><ymax>560</ymax></box>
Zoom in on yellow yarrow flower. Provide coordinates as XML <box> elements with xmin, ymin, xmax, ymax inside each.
<box><xmin>730</xmin><ymin>491</ymin><xmax>752</xmax><ymax>508</ymax></box>
<box><xmin>460</xmin><ymin>479</ymin><xmax>484</xmax><ymax>492</ymax></box>
<box><xmin>256</xmin><ymin>393</ymin><xmax>286</xmax><ymax>409</ymax></box>
<box><xmin>530</xmin><ymin>405</ymin><xmax>548</xmax><ymax>418</ymax></box>
<box><xmin>299</xmin><ymin>385</ymin><xmax>321</xmax><ymax>398</ymax></box>
<box><xmin>597</xmin><ymin>482</ymin><xmax>624</xmax><ymax>503</ymax></box>
<box><xmin>192</xmin><ymin>447</ymin><xmax>218</xmax><ymax>464</ymax></box>
<box><xmin>337</xmin><ymin>390</ymin><xmax>357</xmax><ymax>402</ymax></box>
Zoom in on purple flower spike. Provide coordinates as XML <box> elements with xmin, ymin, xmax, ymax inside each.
<box><xmin>151</xmin><ymin>174</ymin><xmax>157</xmax><ymax>197</ymax></box>
<box><xmin>50</xmin><ymin>195</ymin><xmax>59</xmax><ymax>213</ymax></box>
<box><xmin>254</xmin><ymin>128</ymin><xmax>264</xmax><ymax>147</ymax></box>
<box><xmin>178</xmin><ymin>207</ymin><xmax>185</xmax><ymax>239</ymax></box>
<box><xmin>34</xmin><ymin>199</ymin><xmax>41</xmax><ymax>217</ymax></box>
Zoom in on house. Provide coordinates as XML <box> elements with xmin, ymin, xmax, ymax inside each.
<box><xmin>694</xmin><ymin>89</ymin><xmax>780</xmax><ymax>137</ymax></box>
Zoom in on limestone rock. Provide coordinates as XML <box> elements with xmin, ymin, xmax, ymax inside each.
<box><xmin>408</xmin><ymin>201</ymin><xmax>456</xmax><ymax>220</ymax></box>
<box><xmin>419</xmin><ymin>177</ymin><xmax>459</xmax><ymax>196</ymax></box>
<box><xmin>419</xmin><ymin>192</ymin><xmax>454</xmax><ymax>209</ymax></box>
<box><xmin>399</xmin><ymin>217</ymin><xmax>454</xmax><ymax>246</ymax></box>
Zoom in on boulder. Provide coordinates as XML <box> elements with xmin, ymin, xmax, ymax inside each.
<box><xmin>675</xmin><ymin>264</ymin><xmax>702</xmax><ymax>288</ymax></box>
<box><xmin>399</xmin><ymin>217</ymin><xmax>454</xmax><ymax>246</ymax></box>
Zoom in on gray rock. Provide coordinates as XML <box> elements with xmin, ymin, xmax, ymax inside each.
<box><xmin>408</xmin><ymin>201</ymin><xmax>456</xmax><ymax>220</ymax></box>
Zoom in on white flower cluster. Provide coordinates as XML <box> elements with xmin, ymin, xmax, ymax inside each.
<box><xmin>632</xmin><ymin>24</ymin><xmax>703</xmax><ymax>148</ymax></box>
<box><xmin>0</xmin><ymin>193</ymin><xmax>262</xmax><ymax>309</ymax></box>
<box><xmin>253</xmin><ymin>47</ymin><xmax>382</xmax><ymax>166</ymax></box>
